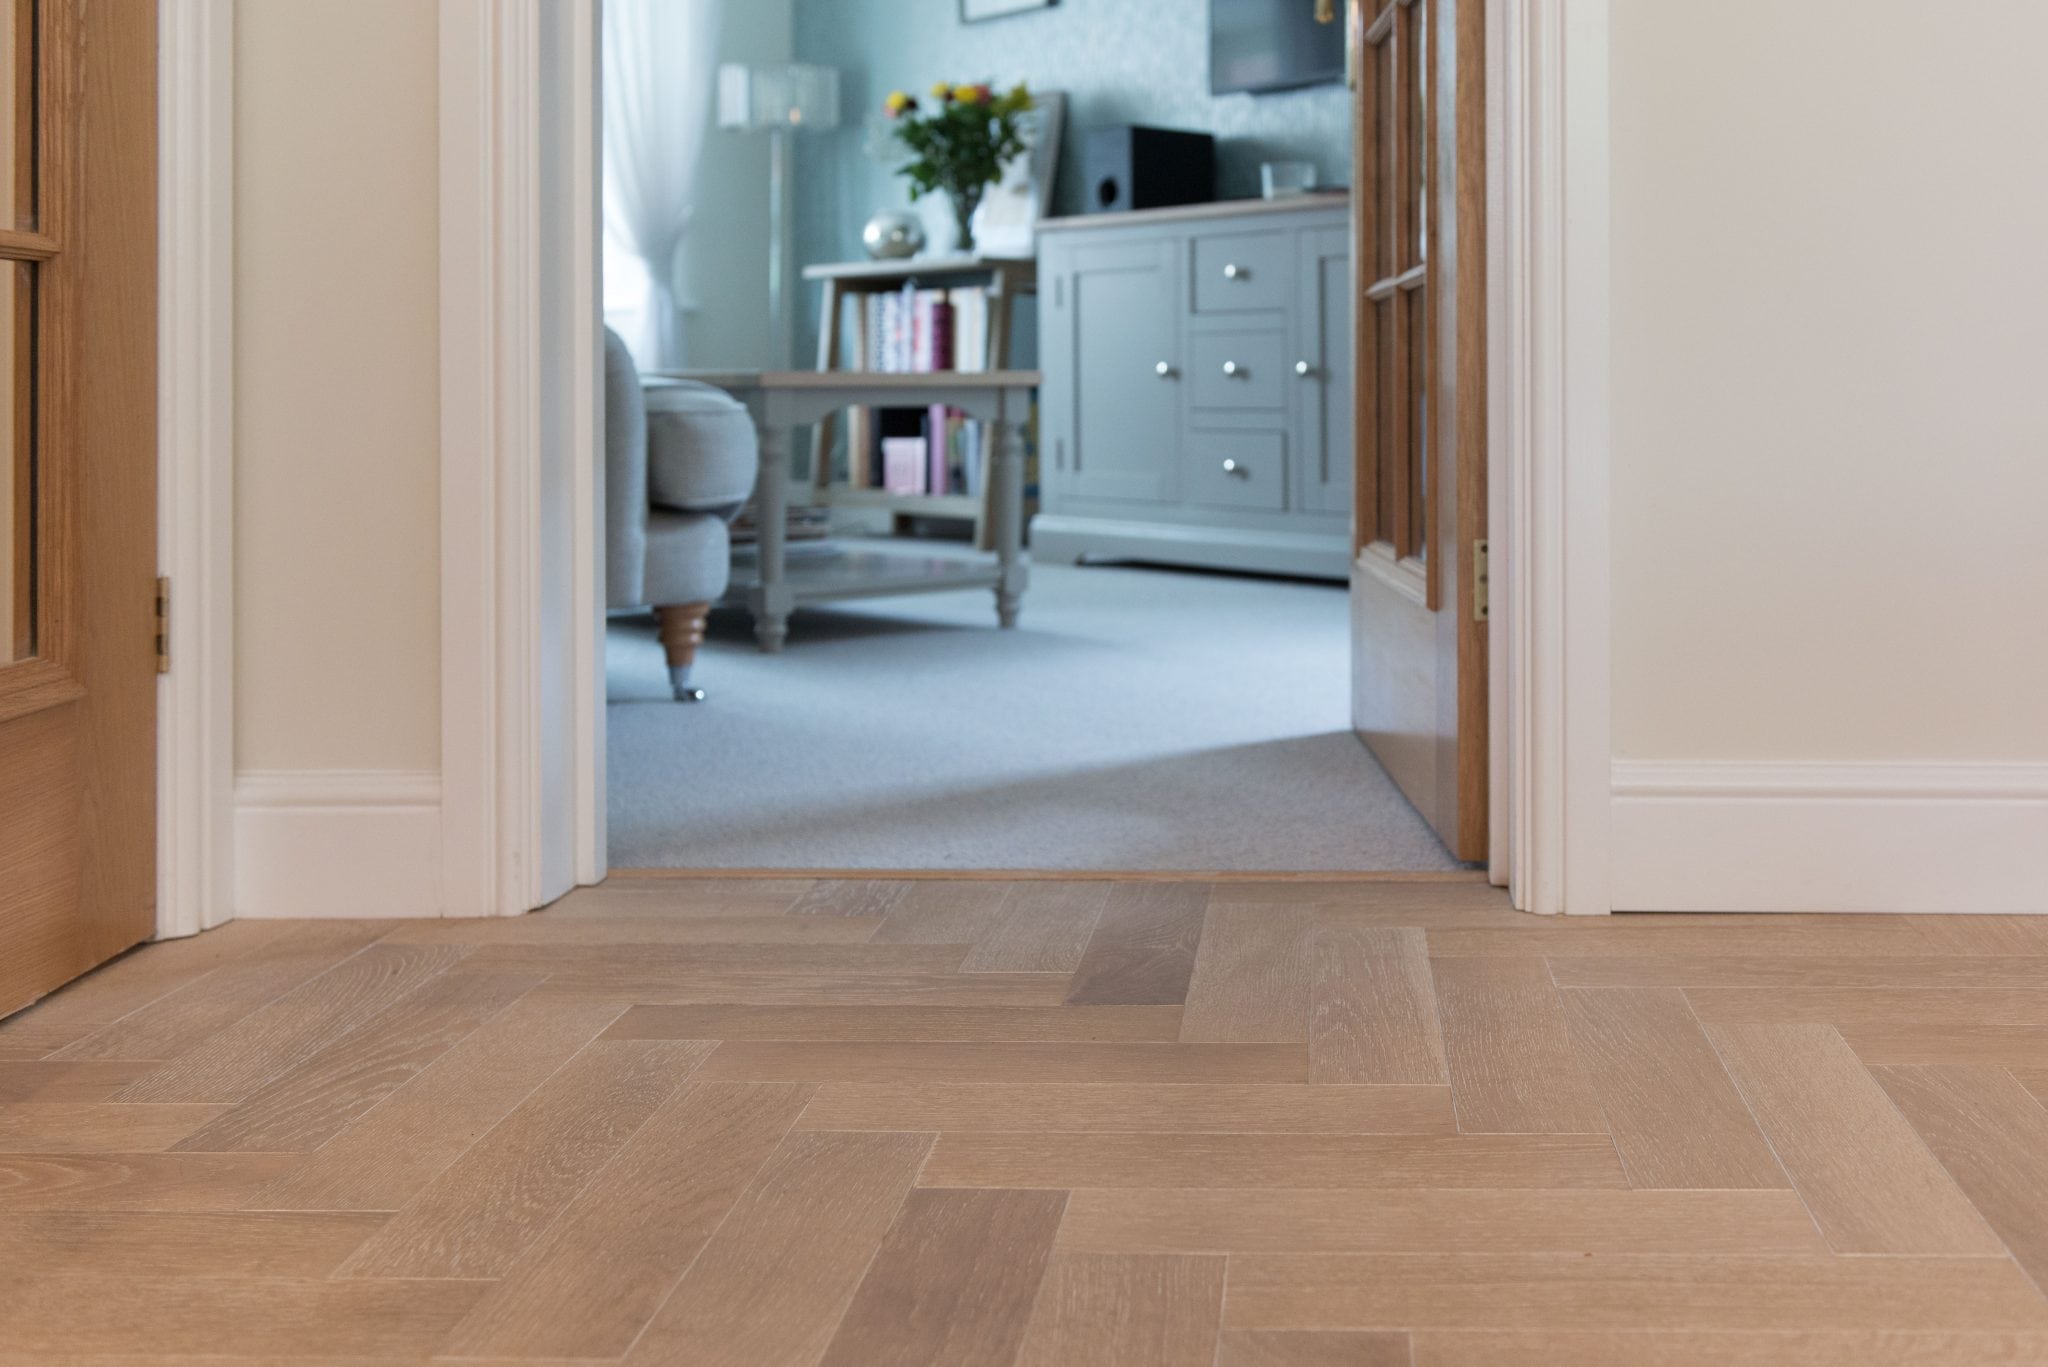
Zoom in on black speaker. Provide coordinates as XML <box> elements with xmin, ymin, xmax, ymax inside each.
<box><xmin>1080</xmin><ymin>125</ymin><xmax>1216</xmax><ymax>214</ymax></box>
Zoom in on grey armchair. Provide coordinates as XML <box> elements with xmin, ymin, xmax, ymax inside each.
<box><xmin>605</xmin><ymin>327</ymin><xmax>758</xmax><ymax>701</ymax></box>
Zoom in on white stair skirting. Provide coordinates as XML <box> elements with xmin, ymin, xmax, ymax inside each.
<box><xmin>234</xmin><ymin>771</ymin><xmax>444</xmax><ymax>919</ymax></box>
<box><xmin>1612</xmin><ymin>761</ymin><xmax>2048</xmax><ymax>914</ymax></box>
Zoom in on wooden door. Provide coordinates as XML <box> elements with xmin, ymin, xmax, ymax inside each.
<box><xmin>1349</xmin><ymin>0</ymin><xmax>1486</xmax><ymax>860</ymax></box>
<box><xmin>0</xmin><ymin>0</ymin><xmax>158</xmax><ymax>1015</ymax></box>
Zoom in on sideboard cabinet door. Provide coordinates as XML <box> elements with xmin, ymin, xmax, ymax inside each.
<box><xmin>1296</xmin><ymin>225</ymin><xmax>1355</xmax><ymax>517</ymax></box>
<box><xmin>1050</xmin><ymin>238</ymin><xmax>1182</xmax><ymax>504</ymax></box>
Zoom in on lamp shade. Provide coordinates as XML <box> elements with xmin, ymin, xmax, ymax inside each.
<box><xmin>717</xmin><ymin>63</ymin><xmax>842</xmax><ymax>133</ymax></box>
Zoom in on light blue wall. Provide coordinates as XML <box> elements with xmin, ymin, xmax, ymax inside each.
<box><xmin>793</xmin><ymin>0</ymin><xmax>1351</xmax><ymax>322</ymax></box>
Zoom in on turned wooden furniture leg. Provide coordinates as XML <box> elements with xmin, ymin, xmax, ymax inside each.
<box><xmin>656</xmin><ymin>602</ymin><xmax>712</xmax><ymax>702</ymax></box>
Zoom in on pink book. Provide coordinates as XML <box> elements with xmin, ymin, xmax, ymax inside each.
<box><xmin>882</xmin><ymin>436</ymin><xmax>927</xmax><ymax>495</ymax></box>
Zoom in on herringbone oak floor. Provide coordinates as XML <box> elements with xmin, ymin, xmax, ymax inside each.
<box><xmin>2</xmin><ymin>876</ymin><xmax>2047</xmax><ymax>1364</ymax></box>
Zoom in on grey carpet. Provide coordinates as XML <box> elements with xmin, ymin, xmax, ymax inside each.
<box><xmin>606</xmin><ymin>553</ymin><xmax>1461</xmax><ymax>872</ymax></box>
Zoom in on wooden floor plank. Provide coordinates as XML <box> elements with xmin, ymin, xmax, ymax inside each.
<box><xmin>0</xmin><ymin>1275</ymin><xmax>485</xmax><ymax>1357</ymax></box>
<box><xmin>1412</xmin><ymin>1331</ymin><xmax>2048</xmax><ymax>1366</ymax></box>
<box><xmin>111</xmin><ymin>944</ymin><xmax>471</xmax><ymax>1104</ymax></box>
<box><xmin>463</xmin><ymin>941</ymin><xmax>971</xmax><ymax>978</ymax></box>
<box><xmin>0</xmin><ymin>920</ymin><xmax>306</xmax><ymax>1051</ymax></box>
<box><xmin>2012</xmin><ymin>1065</ymin><xmax>2048</xmax><ymax>1109</ymax></box>
<box><xmin>0</xmin><ymin>1102</ymin><xmax>224</xmax><ymax>1152</ymax></box>
<box><xmin>1705</xmin><ymin>1024</ymin><xmax>2002</xmax><ymax>1255</ymax></box>
<box><xmin>789</xmin><ymin>879</ymin><xmax>914</xmax><ymax>918</ymax></box>
<box><xmin>1015</xmin><ymin>1251</ymin><xmax>1226</xmax><ymax>1367</ymax></box>
<box><xmin>1873</xmin><ymin>1063</ymin><xmax>2048</xmax><ymax>1298</ymax></box>
<box><xmin>693</xmin><ymin>1041</ymin><xmax>1306</xmax><ymax>1085</ymax></box>
<box><xmin>377</xmin><ymin>914</ymin><xmax>885</xmax><ymax>945</ymax></box>
<box><xmin>0</xmin><ymin>1059</ymin><xmax>152</xmax><ymax>1102</ymax></box>
<box><xmin>603</xmin><ymin>1003</ymin><xmax>1185</xmax><ymax>1043</ymax></box>
<box><xmin>1427</xmin><ymin>924</ymin><xmax>1928</xmax><ymax>958</ymax></box>
<box><xmin>550</xmin><ymin>877</ymin><xmax>815</xmax><ymax>917</ymax></box>
<box><xmin>1558</xmin><ymin>987</ymin><xmax>1787</xmax><ymax>1189</ymax></box>
<box><xmin>0</xmin><ymin>1152</ymin><xmax>296</xmax><ymax>1211</ymax></box>
<box><xmin>1310</xmin><ymin>926</ymin><xmax>1447</xmax><ymax>1084</ymax></box>
<box><xmin>1224</xmin><ymin>1254</ymin><xmax>2048</xmax><ymax>1333</ymax></box>
<box><xmin>962</xmin><ymin>881</ymin><xmax>1110</xmax><ymax>973</ymax></box>
<box><xmin>820</xmin><ymin>1188</ymin><xmax>1069</xmax><ymax>1367</ymax></box>
<box><xmin>1065</xmin><ymin>884</ymin><xmax>1211</xmax><ymax>1007</ymax></box>
<box><xmin>1431</xmin><ymin>957</ymin><xmax>1606</xmax><ymax>1133</ymax></box>
<box><xmin>1552</xmin><ymin>956</ymin><xmax>2048</xmax><ymax>989</ymax></box>
<box><xmin>919</xmin><ymin>1132</ymin><xmax>1627</xmax><ymax>1190</ymax></box>
<box><xmin>794</xmin><ymin>1082</ymin><xmax>1455</xmax><ymax>1135</ymax></box>
<box><xmin>624</xmin><ymin>1129</ymin><xmax>934</xmax><ymax>1367</ymax></box>
<box><xmin>1219</xmin><ymin>1329</ymin><xmax>1414</xmax><ymax>1367</ymax></box>
<box><xmin>1056</xmin><ymin>1188</ymin><xmax>1828</xmax><ymax>1255</ymax></box>
<box><xmin>522</xmin><ymin>970</ymin><xmax>1074</xmax><ymax>1007</ymax></box>
<box><xmin>0</xmin><ymin>1209</ymin><xmax>386</xmax><ymax>1278</ymax></box>
<box><xmin>253</xmin><ymin>996</ymin><xmax>623</xmax><ymax>1212</ymax></box>
<box><xmin>1840</xmin><ymin>1022</ymin><xmax>2048</xmax><ymax>1067</ymax></box>
<box><xmin>336</xmin><ymin>1039</ymin><xmax>709</xmax><ymax>1279</ymax></box>
<box><xmin>872</xmin><ymin>880</ymin><xmax>1017</xmax><ymax>946</ymax></box>
<box><xmin>1685</xmin><ymin>987</ymin><xmax>2048</xmax><ymax>1027</ymax></box>
<box><xmin>48</xmin><ymin>923</ymin><xmax>390</xmax><ymax>1063</ymax></box>
<box><xmin>1179</xmin><ymin>903</ymin><xmax>1313</xmax><ymax>1043</ymax></box>
<box><xmin>444</xmin><ymin>1081</ymin><xmax>814</xmax><ymax>1359</ymax></box>
<box><xmin>171</xmin><ymin>969</ymin><xmax>538</xmax><ymax>1153</ymax></box>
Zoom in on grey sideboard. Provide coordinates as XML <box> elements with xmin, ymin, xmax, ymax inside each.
<box><xmin>1034</xmin><ymin>194</ymin><xmax>1352</xmax><ymax>580</ymax></box>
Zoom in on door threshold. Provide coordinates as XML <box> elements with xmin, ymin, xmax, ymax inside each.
<box><xmin>606</xmin><ymin>867</ymin><xmax>1491</xmax><ymax>884</ymax></box>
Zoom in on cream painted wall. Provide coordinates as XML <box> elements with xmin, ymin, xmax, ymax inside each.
<box><xmin>233</xmin><ymin>0</ymin><xmax>442</xmax><ymax>772</ymax></box>
<box><xmin>1611</xmin><ymin>0</ymin><xmax>2048</xmax><ymax>764</ymax></box>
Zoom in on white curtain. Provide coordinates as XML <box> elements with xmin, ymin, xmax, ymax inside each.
<box><xmin>602</xmin><ymin>0</ymin><xmax>724</xmax><ymax>370</ymax></box>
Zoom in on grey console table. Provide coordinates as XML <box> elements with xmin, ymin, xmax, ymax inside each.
<box><xmin>1035</xmin><ymin>194</ymin><xmax>1353</xmax><ymax>580</ymax></box>
<box><xmin>658</xmin><ymin>370</ymin><xmax>1040</xmax><ymax>652</ymax></box>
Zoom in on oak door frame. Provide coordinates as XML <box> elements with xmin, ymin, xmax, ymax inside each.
<box><xmin>157</xmin><ymin>0</ymin><xmax>237</xmax><ymax>940</ymax></box>
<box><xmin>432</xmin><ymin>0</ymin><xmax>1615</xmax><ymax>915</ymax></box>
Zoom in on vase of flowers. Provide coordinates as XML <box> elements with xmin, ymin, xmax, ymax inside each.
<box><xmin>881</xmin><ymin>81</ymin><xmax>1035</xmax><ymax>256</ymax></box>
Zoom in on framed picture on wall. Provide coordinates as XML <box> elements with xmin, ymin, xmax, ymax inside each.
<box><xmin>962</xmin><ymin>0</ymin><xmax>1055</xmax><ymax>22</ymax></box>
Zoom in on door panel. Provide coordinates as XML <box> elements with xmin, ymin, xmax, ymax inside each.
<box><xmin>0</xmin><ymin>0</ymin><xmax>157</xmax><ymax>1015</ymax></box>
<box><xmin>1297</xmin><ymin>225</ymin><xmax>1354</xmax><ymax>515</ymax></box>
<box><xmin>1067</xmin><ymin>240</ymin><xmax>1180</xmax><ymax>503</ymax></box>
<box><xmin>1349</xmin><ymin>0</ymin><xmax>1487</xmax><ymax>861</ymax></box>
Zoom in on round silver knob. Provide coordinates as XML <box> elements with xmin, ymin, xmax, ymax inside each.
<box><xmin>1223</xmin><ymin>263</ymin><xmax>1244</xmax><ymax>279</ymax></box>
<box><xmin>1295</xmin><ymin>360</ymin><xmax>1314</xmax><ymax>377</ymax></box>
<box><xmin>1222</xmin><ymin>361</ymin><xmax>1242</xmax><ymax>377</ymax></box>
<box><xmin>1155</xmin><ymin>361</ymin><xmax>1173</xmax><ymax>378</ymax></box>
<box><xmin>1222</xmin><ymin>459</ymin><xmax>1247</xmax><ymax>476</ymax></box>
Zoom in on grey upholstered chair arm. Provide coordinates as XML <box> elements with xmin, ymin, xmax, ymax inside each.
<box><xmin>604</xmin><ymin>327</ymin><xmax>651</xmax><ymax>610</ymax></box>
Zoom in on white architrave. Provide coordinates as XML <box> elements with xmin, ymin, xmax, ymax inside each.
<box><xmin>157</xmin><ymin>0</ymin><xmax>238</xmax><ymax>938</ymax></box>
<box><xmin>1487</xmin><ymin>0</ymin><xmax>1613</xmax><ymax>915</ymax></box>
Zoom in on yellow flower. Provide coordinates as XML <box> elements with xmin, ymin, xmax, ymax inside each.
<box><xmin>957</xmin><ymin>83</ymin><xmax>992</xmax><ymax>106</ymax></box>
<box><xmin>931</xmin><ymin>81</ymin><xmax>954</xmax><ymax>100</ymax></box>
<box><xmin>884</xmin><ymin>90</ymin><xmax>914</xmax><ymax>117</ymax></box>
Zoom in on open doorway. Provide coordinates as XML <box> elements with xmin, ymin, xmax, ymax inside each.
<box><xmin>593</xmin><ymin>0</ymin><xmax>1487</xmax><ymax>877</ymax></box>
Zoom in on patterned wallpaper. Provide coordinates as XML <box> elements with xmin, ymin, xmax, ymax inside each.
<box><xmin>793</xmin><ymin>0</ymin><xmax>1352</xmax><ymax>284</ymax></box>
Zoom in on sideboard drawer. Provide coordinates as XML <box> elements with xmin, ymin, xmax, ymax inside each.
<box><xmin>1193</xmin><ymin>230</ymin><xmax>1292</xmax><ymax>314</ymax></box>
<box><xmin>1186</xmin><ymin>430</ymin><xmax>1286</xmax><ymax>511</ymax></box>
<box><xmin>1188</xmin><ymin>329</ymin><xmax>1287</xmax><ymax>411</ymax></box>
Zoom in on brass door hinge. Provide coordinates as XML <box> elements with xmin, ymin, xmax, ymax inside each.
<box><xmin>1471</xmin><ymin>540</ymin><xmax>1489</xmax><ymax>622</ymax></box>
<box><xmin>155</xmin><ymin>576</ymin><xmax>170</xmax><ymax>673</ymax></box>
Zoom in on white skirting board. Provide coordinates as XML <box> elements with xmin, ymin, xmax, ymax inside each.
<box><xmin>234</xmin><ymin>771</ymin><xmax>444</xmax><ymax>919</ymax></box>
<box><xmin>1611</xmin><ymin>761</ymin><xmax>2048</xmax><ymax>914</ymax></box>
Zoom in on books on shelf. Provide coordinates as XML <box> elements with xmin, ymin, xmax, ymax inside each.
<box><xmin>848</xmin><ymin>281</ymin><xmax>1004</xmax><ymax>498</ymax></box>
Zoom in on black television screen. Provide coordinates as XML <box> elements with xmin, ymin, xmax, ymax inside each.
<box><xmin>1211</xmin><ymin>0</ymin><xmax>1348</xmax><ymax>96</ymax></box>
